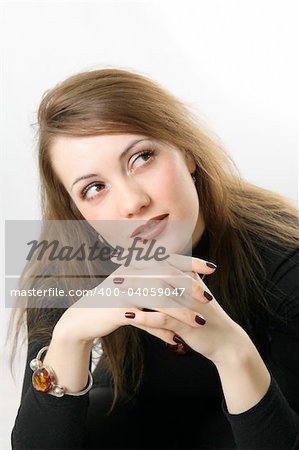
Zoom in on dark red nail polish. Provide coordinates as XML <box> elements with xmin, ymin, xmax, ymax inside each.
<box><xmin>125</xmin><ymin>312</ymin><xmax>135</xmax><ymax>319</ymax></box>
<box><xmin>166</xmin><ymin>342</ymin><xmax>190</xmax><ymax>354</ymax></box>
<box><xmin>173</xmin><ymin>335</ymin><xmax>185</xmax><ymax>344</ymax></box>
<box><xmin>195</xmin><ymin>315</ymin><xmax>206</xmax><ymax>325</ymax></box>
<box><xmin>113</xmin><ymin>277</ymin><xmax>124</xmax><ymax>284</ymax></box>
<box><xmin>167</xmin><ymin>335</ymin><xmax>191</xmax><ymax>354</ymax></box>
<box><xmin>203</xmin><ymin>291</ymin><xmax>213</xmax><ymax>301</ymax></box>
<box><xmin>206</xmin><ymin>262</ymin><xmax>217</xmax><ymax>269</ymax></box>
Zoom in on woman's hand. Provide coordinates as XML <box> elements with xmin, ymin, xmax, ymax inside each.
<box><xmin>120</xmin><ymin>256</ymin><xmax>252</xmax><ymax>366</ymax></box>
<box><xmin>52</xmin><ymin>254</ymin><xmax>215</xmax><ymax>345</ymax></box>
<box><xmin>51</xmin><ymin>253</ymin><xmax>269</xmax><ymax>416</ymax></box>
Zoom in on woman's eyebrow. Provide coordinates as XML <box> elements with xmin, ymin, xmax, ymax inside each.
<box><xmin>70</xmin><ymin>137</ymin><xmax>150</xmax><ymax>190</ymax></box>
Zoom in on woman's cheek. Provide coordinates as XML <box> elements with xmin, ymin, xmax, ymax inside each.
<box><xmin>154</xmin><ymin>161</ymin><xmax>183</xmax><ymax>196</ymax></box>
<box><xmin>75</xmin><ymin>203</ymin><xmax>101</xmax><ymax>221</ymax></box>
<box><xmin>154</xmin><ymin>171</ymin><xmax>174</xmax><ymax>197</ymax></box>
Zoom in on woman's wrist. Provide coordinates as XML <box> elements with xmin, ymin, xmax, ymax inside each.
<box><xmin>42</xmin><ymin>331</ymin><xmax>94</xmax><ymax>393</ymax></box>
<box><xmin>52</xmin><ymin>323</ymin><xmax>94</xmax><ymax>347</ymax></box>
<box><xmin>213</xmin><ymin>336</ymin><xmax>271</xmax><ymax>414</ymax></box>
<box><xmin>52</xmin><ymin>308</ymin><xmax>97</xmax><ymax>346</ymax></box>
<box><xmin>205</xmin><ymin>321</ymin><xmax>251</xmax><ymax>368</ymax></box>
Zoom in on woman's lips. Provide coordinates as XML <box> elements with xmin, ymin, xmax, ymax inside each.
<box><xmin>130</xmin><ymin>215</ymin><xmax>169</xmax><ymax>240</ymax></box>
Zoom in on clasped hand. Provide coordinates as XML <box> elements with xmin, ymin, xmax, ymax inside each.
<box><xmin>108</xmin><ymin>254</ymin><xmax>249</xmax><ymax>366</ymax></box>
<box><xmin>57</xmin><ymin>253</ymin><xmax>250</xmax><ymax>367</ymax></box>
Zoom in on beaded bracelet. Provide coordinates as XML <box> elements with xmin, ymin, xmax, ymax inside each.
<box><xmin>30</xmin><ymin>346</ymin><xmax>93</xmax><ymax>397</ymax></box>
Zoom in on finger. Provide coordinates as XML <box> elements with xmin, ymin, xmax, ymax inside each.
<box><xmin>192</xmin><ymin>279</ymin><xmax>215</xmax><ymax>305</ymax></box>
<box><xmin>110</xmin><ymin>256</ymin><xmax>122</xmax><ymax>265</ymax></box>
<box><xmin>115</xmin><ymin>252</ymin><xmax>217</xmax><ymax>276</ymax></box>
<box><xmin>166</xmin><ymin>254</ymin><xmax>217</xmax><ymax>275</ymax></box>
<box><xmin>150</xmin><ymin>307</ymin><xmax>206</xmax><ymax>328</ymax></box>
<box><xmin>156</xmin><ymin>280</ymin><xmax>215</xmax><ymax>323</ymax></box>
<box><xmin>190</xmin><ymin>283</ymin><xmax>227</xmax><ymax>323</ymax></box>
<box><xmin>110</xmin><ymin>264</ymin><xmax>211</xmax><ymax>313</ymax></box>
<box><xmin>192</xmin><ymin>271</ymin><xmax>200</xmax><ymax>281</ymax></box>
<box><xmin>110</xmin><ymin>268</ymin><xmax>203</xmax><ymax>311</ymax></box>
<box><xmin>131</xmin><ymin>323</ymin><xmax>176</xmax><ymax>345</ymax></box>
<box><xmin>122</xmin><ymin>309</ymin><xmax>190</xmax><ymax>336</ymax></box>
<box><xmin>111</xmin><ymin>265</ymin><xmax>193</xmax><ymax>289</ymax></box>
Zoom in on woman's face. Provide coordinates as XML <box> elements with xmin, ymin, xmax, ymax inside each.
<box><xmin>50</xmin><ymin>134</ymin><xmax>205</xmax><ymax>254</ymax></box>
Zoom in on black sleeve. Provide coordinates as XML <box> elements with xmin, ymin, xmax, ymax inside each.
<box><xmin>222</xmin><ymin>245</ymin><xmax>299</xmax><ymax>449</ymax></box>
<box><xmin>11</xmin><ymin>308</ymin><xmax>91</xmax><ymax>450</ymax></box>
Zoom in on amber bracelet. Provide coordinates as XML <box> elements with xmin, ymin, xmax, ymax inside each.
<box><xmin>30</xmin><ymin>346</ymin><xmax>93</xmax><ymax>397</ymax></box>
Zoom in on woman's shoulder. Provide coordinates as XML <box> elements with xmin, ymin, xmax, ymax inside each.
<box><xmin>250</xmin><ymin>230</ymin><xmax>298</xmax><ymax>280</ymax></box>
<box><xmin>252</xmin><ymin>234</ymin><xmax>299</xmax><ymax>327</ymax></box>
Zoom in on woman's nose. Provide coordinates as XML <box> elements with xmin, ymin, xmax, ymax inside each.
<box><xmin>116</xmin><ymin>179</ymin><xmax>151</xmax><ymax>218</ymax></box>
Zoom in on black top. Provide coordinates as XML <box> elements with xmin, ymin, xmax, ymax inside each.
<box><xmin>11</xmin><ymin>229</ymin><xmax>299</xmax><ymax>449</ymax></box>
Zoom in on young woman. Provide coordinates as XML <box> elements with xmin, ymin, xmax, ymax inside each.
<box><xmin>9</xmin><ymin>68</ymin><xmax>299</xmax><ymax>449</ymax></box>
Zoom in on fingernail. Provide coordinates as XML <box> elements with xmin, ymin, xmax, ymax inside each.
<box><xmin>170</xmin><ymin>336</ymin><xmax>191</xmax><ymax>354</ymax></box>
<box><xmin>173</xmin><ymin>335</ymin><xmax>185</xmax><ymax>344</ymax></box>
<box><xmin>206</xmin><ymin>262</ymin><xmax>217</xmax><ymax>269</ymax></box>
<box><xmin>203</xmin><ymin>291</ymin><xmax>213</xmax><ymax>301</ymax></box>
<box><xmin>166</xmin><ymin>341</ymin><xmax>190</xmax><ymax>354</ymax></box>
<box><xmin>113</xmin><ymin>277</ymin><xmax>124</xmax><ymax>284</ymax></box>
<box><xmin>195</xmin><ymin>315</ymin><xmax>206</xmax><ymax>325</ymax></box>
<box><xmin>125</xmin><ymin>312</ymin><xmax>135</xmax><ymax>319</ymax></box>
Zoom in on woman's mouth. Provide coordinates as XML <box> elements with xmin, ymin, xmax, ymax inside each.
<box><xmin>130</xmin><ymin>214</ymin><xmax>169</xmax><ymax>240</ymax></box>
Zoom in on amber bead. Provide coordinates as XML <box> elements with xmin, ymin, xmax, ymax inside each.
<box><xmin>32</xmin><ymin>368</ymin><xmax>53</xmax><ymax>392</ymax></box>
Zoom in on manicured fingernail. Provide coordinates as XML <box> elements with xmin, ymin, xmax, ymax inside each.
<box><xmin>173</xmin><ymin>335</ymin><xmax>185</xmax><ymax>344</ymax></box>
<box><xmin>206</xmin><ymin>262</ymin><xmax>217</xmax><ymax>269</ymax></box>
<box><xmin>125</xmin><ymin>312</ymin><xmax>135</xmax><ymax>319</ymax></box>
<box><xmin>170</xmin><ymin>336</ymin><xmax>191</xmax><ymax>354</ymax></box>
<box><xmin>195</xmin><ymin>315</ymin><xmax>206</xmax><ymax>325</ymax></box>
<box><xmin>203</xmin><ymin>291</ymin><xmax>213</xmax><ymax>301</ymax></box>
<box><xmin>113</xmin><ymin>277</ymin><xmax>124</xmax><ymax>284</ymax></box>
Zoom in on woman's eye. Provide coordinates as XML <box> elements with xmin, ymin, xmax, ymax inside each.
<box><xmin>131</xmin><ymin>150</ymin><xmax>155</xmax><ymax>168</ymax></box>
<box><xmin>80</xmin><ymin>149</ymin><xmax>155</xmax><ymax>201</ymax></box>
<box><xmin>81</xmin><ymin>182</ymin><xmax>105</xmax><ymax>200</ymax></box>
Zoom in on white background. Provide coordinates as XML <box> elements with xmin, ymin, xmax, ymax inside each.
<box><xmin>1</xmin><ymin>1</ymin><xmax>298</xmax><ymax>448</ymax></box>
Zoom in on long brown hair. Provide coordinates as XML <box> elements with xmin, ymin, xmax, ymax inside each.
<box><xmin>6</xmin><ymin>67</ymin><xmax>299</xmax><ymax>410</ymax></box>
